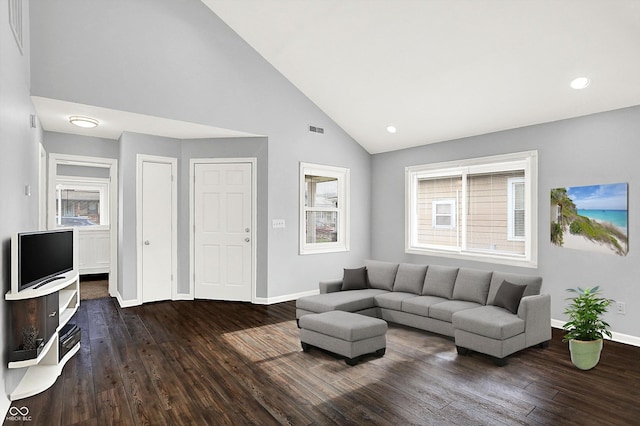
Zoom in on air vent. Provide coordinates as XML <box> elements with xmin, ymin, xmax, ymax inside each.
<box><xmin>309</xmin><ymin>125</ymin><xmax>324</xmax><ymax>134</ymax></box>
<box><xmin>9</xmin><ymin>0</ymin><xmax>23</xmax><ymax>55</ymax></box>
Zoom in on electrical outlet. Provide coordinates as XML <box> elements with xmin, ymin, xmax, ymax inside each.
<box><xmin>616</xmin><ymin>301</ymin><xmax>626</xmax><ymax>315</ymax></box>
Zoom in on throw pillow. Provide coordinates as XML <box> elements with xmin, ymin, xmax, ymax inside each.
<box><xmin>341</xmin><ymin>267</ymin><xmax>368</xmax><ymax>291</ymax></box>
<box><xmin>493</xmin><ymin>280</ymin><xmax>527</xmax><ymax>314</ymax></box>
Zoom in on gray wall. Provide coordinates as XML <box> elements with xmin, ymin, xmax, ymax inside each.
<box><xmin>118</xmin><ymin>132</ymin><xmax>181</xmax><ymax>300</ymax></box>
<box><xmin>0</xmin><ymin>0</ymin><xmax>40</xmax><ymax>406</ymax></box>
<box><xmin>181</xmin><ymin>137</ymin><xmax>269</xmax><ymax>297</ymax></box>
<box><xmin>42</xmin><ymin>131</ymin><xmax>119</xmax><ymax>160</ymax></box>
<box><xmin>371</xmin><ymin>106</ymin><xmax>640</xmax><ymax>338</ymax></box>
<box><xmin>30</xmin><ymin>0</ymin><xmax>372</xmax><ymax>299</ymax></box>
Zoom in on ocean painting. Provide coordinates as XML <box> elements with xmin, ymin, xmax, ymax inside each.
<box><xmin>550</xmin><ymin>183</ymin><xmax>628</xmax><ymax>256</ymax></box>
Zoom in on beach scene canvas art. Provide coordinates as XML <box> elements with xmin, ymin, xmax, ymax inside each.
<box><xmin>550</xmin><ymin>183</ymin><xmax>628</xmax><ymax>256</ymax></box>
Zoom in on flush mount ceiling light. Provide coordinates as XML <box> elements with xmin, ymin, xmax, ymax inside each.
<box><xmin>570</xmin><ymin>77</ymin><xmax>590</xmax><ymax>90</ymax></box>
<box><xmin>69</xmin><ymin>116</ymin><xmax>99</xmax><ymax>128</ymax></box>
<box><xmin>386</xmin><ymin>125</ymin><xmax>397</xmax><ymax>134</ymax></box>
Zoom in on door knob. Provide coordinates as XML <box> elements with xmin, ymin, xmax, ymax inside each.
<box><xmin>144</xmin><ymin>240</ymin><xmax>150</xmax><ymax>245</ymax></box>
<box><xmin>245</xmin><ymin>237</ymin><xmax>250</xmax><ymax>242</ymax></box>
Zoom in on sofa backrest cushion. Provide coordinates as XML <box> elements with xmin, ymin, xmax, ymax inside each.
<box><xmin>393</xmin><ymin>264</ymin><xmax>428</xmax><ymax>294</ymax></box>
<box><xmin>341</xmin><ymin>267</ymin><xmax>368</xmax><ymax>291</ymax></box>
<box><xmin>421</xmin><ymin>265</ymin><xmax>459</xmax><ymax>299</ymax></box>
<box><xmin>364</xmin><ymin>260</ymin><xmax>399</xmax><ymax>291</ymax></box>
<box><xmin>487</xmin><ymin>272</ymin><xmax>542</xmax><ymax>305</ymax></box>
<box><xmin>452</xmin><ymin>268</ymin><xmax>493</xmax><ymax>304</ymax></box>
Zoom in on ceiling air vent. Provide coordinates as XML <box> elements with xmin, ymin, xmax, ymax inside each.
<box><xmin>309</xmin><ymin>125</ymin><xmax>324</xmax><ymax>134</ymax></box>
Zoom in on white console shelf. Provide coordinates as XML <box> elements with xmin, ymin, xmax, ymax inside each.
<box><xmin>5</xmin><ymin>271</ymin><xmax>80</xmax><ymax>401</ymax></box>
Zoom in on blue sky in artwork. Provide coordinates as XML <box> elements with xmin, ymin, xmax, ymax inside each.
<box><xmin>567</xmin><ymin>183</ymin><xmax>628</xmax><ymax>210</ymax></box>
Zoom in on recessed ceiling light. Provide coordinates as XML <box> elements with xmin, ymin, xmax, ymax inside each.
<box><xmin>386</xmin><ymin>125</ymin><xmax>397</xmax><ymax>134</ymax></box>
<box><xmin>69</xmin><ymin>116</ymin><xmax>99</xmax><ymax>128</ymax></box>
<box><xmin>570</xmin><ymin>77</ymin><xmax>590</xmax><ymax>90</ymax></box>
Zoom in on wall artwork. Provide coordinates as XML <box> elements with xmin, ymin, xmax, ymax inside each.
<box><xmin>550</xmin><ymin>183</ymin><xmax>628</xmax><ymax>256</ymax></box>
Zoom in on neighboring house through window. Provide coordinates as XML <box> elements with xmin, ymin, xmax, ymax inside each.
<box><xmin>406</xmin><ymin>151</ymin><xmax>537</xmax><ymax>267</ymax></box>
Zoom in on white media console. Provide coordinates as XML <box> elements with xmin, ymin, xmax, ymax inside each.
<box><xmin>5</xmin><ymin>271</ymin><xmax>81</xmax><ymax>401</ymax></box>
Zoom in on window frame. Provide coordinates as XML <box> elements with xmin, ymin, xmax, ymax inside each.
<box><xmin>54</xmin><ymin>176</ymin><xmax>110</xmax><ymax>229</ymax></box>
<box><xmin>405</xmin><ymin>151</ymin><xmax>538</xmax><ymax>267</ymax></box>
<box><xmin>432</xmin><ymin>199</ymin><xmax>456</xmax><ymax>229</ymax></box>
<box><xmin>507</xmin><ymin>177</ymin><xmax>526</xmax><ymax>241</ymax></box>
<box><xmin>299</xmin><ymin>162</ymin><xmax>350</xmax><ymax>255</ymax></box>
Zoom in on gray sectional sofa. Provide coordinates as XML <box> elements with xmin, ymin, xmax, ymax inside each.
<box><xmin>296</xmin><ymin>260</ymin><xmax>551</xmax><ymax>365</ymax></box>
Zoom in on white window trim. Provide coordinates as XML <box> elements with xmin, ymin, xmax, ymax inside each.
<box><xmin>299</xmin><ymin>162</ymin><xmax>350</xmax><ymax>255</ymax></box>
<box><xmin>55</xmin><ymin>176</ymin><xmax>110</xmax><ymax>229</ymax></box>
<box><xmin>405</xmin><ymin>151</ymin><xmax>538</xmax><ymax>268</ymax></box>
<box><xmin>507</xmin><ymin>177</ymin><xmax>525</xmax><ymax>241</ymax></box>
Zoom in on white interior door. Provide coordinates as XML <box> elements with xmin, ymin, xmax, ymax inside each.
<box><xmin>140</xmin><ymin>158</ymin><xmax>175</xmax><ymax>303</ymax></box>
<box><xmin>194</xmin><ymin>162</ymin><xmax>253</xmax><ymax>301</ymax></box>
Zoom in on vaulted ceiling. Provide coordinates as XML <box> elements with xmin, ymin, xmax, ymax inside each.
<box><xmin>203</xmin><ymin>0</ymin><xmax>640</xmax><ymax>153</ymax></box>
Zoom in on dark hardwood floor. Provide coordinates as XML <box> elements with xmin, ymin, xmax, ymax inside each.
<box><xmin>5</xmin><ymin>297</ymin><xmax>640</xmax><ymax>425</ymax></box>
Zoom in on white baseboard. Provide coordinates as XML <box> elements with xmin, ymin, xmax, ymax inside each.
<box><xmin>173</xmin><ymin>293</ymin><xmax>193</xmax><ymax>301</ymax></box>
<box><xmin>551</xmin><ymin>318</ymin><xmax>640</xmax><ymax>347</ymax></box>
<box><xmin>116</xmin><ymin>292</ymin><xmax>140</xmax><ymax>308</ymax></box>
<box><xmin>253</xmin><ymin>289</ymin><xmax>320</xmax><ymax>305</ymax></box>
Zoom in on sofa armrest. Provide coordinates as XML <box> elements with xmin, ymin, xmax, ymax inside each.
<box><xmin>319</xmin><ymin>279</ymin><xmax>343</xmax><ymax>294</ymax></box>
<box><xmin>517</xmin><ymin>294</ymin><xmax>551</xmax><ymax>346</ymax></box>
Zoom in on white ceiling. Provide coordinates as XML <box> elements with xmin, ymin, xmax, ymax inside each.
<box><xmin>203</xmin><ymin>0</ymin><xmax>640</xmax><ymax>153</ymax></box>
<box><xmin>33</xmin><ymin>97</ymin><xmax>259</xmax><ymax>141</ymax></box>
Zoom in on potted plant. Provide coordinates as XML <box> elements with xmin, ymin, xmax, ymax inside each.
<box><xmin>562</xmin><ymin>286</ymin><xmax>613</xmax><ymax>370</ymax></box>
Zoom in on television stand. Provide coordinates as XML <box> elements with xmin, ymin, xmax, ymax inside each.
<box><xmin>5</xmin><ymin>271</ymin><xmax>80</xmax><ymax>401</ymax></box>
<box><xmin>33</xmin><ymin>275</ymin><xmax>66</xmax><ymax>289</ymax></box>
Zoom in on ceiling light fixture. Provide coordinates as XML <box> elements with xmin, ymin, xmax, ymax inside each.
<box><xmin>386</xmin><ymin>125</ymin><xmax>397</xmax><ymax>134</ymax></box>
<box><xmin>69</xmin><ymin>116</ymin><xmax>99</xmax><ymax>128</ymax></box>
<box><xmin>570</xmin><ymin>77</ymin><xmax>590</xmax><ymax>90</ymax></box>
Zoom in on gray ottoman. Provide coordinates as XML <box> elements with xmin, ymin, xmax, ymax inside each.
<box><xmin>299</xmin><ymin>311</ymin><xmax>387</xmax><ymax>366</ymax></box>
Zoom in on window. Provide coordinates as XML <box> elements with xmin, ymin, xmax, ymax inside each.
<box><xmin>55</xmin><ymin>177</ymin><xmax>110</xmax><ymax>228</ymax></box>
<box><xmin>433</xmin><ymin>199</ymin><xmax>456</xmax><ymax>229</ymax></box>
<box><xmin>406</xmin><ymin>151</ymin><xmax>537</xmax><ymax>267</ymax></box>
<box><xmin>300</xmin><ymin>163</ymin><xmax>350</xmax><ymax>254</ymax></box>
<box><xmin>508</xmin><ymin>177</ymin><xmax>525</xmax><ymax>240</ymax></box>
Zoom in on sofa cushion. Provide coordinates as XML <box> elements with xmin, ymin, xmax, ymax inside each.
<box><xmin>364</xmin><ymin>260</ymin><xmax>399</xmax><ymax>291</ymax></box>
<box><xmin>429</xmin><ymin>300</ymin><xmax>483</xmax><ymax>323</ymax></box>
<box><xmin>296</xmin><ymin>289</ymin><xmax>386</xmax><ymax>313</ymax></box>
<box><xmin>487</xmin><ymin>272</ymin><xmax>542</xmax><ymax>305</ymax></box>
<box><xmin>422</xmin><ymin>265</ymin><xmax>459</xmax><ymax>298</ymax></box>
<box><xmin>453</xmin><ymin>306</ymin><xmax>525</xmax><ymax>340</ymax></box>
<box><xmin>374</xmin><ymin>292</ymin><xmax>419</xmax><ymax>311</ymax></box>
<box><xmin>341</xmin><ymin>267</ymin><xmax>368</xmax><ymax>291</ymax></box>
<box><xmin>451</xmin><ymin>268</ymin><xmax>492</xmax><ymax>305</ymax></box>
<box><xmin>492</xmin><ymin>280</ymin><xmax>527</xmax><ymax>314</ymax></box>
<box><xmin>393</xmin><ymin>263</ymin><xmax>428</xmax><ymax>294</ymax></box>
<box><xmin>401</xmin><ymin>295</ymin><xmax>448</xmax><ymax>316</ymax></box>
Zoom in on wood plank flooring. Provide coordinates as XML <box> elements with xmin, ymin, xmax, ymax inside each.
<box><xmin>6</xmin><ymin>297</ymin><xmax>640</xmax><ymax>425</ymax></box>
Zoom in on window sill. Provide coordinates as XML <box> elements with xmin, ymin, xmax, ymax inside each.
<box><xmin>405</xmin><ymin>246</ymin><xmax>537</xmax><ymax>268</ymax></box>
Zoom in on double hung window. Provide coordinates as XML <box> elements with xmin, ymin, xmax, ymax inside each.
<box><xmin>406</xmin><ymin>151</ymin><xmax>537</xmax><ymax>266</ymax></box>
<box><xmin>300</xmin><ymin>163</ymin><xmax>350</xmax><ymax>254</ymax></box>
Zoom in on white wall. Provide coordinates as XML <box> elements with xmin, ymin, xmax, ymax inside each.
<box><xmin>30</xmin><ymin>0</ymin><xmax>372</xmax><ymax>300</ymax></box>
<box><xmin>370</xmin><ymin>106</ymin><xmax>640</xmax><ymax>342</ymax></box>
<box><xmin>0</xmin><ymin>0</ymin><xmax>41</xmax><ymax>409</ymax></box>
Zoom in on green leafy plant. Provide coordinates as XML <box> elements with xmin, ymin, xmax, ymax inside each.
<box><xmin>562</xmin><ymin>286</ymin><xmax>613</xmax><ymax>342</ymax></box>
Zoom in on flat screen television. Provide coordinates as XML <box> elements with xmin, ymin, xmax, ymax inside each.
<box><xmin>11</xmin><ymin>228</ymin><xmax>77</xmax><ymax>293</ymax></box>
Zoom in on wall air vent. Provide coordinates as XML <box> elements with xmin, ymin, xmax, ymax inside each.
<box><xmin>309</xmin><ymin>125</ymin><xmax>324</xmax><ymax>134</ymax></box>
<box><xmin>9</xmin><ymin>0</ymin><xmax>23</xmax><ymax>55</ymax></box>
